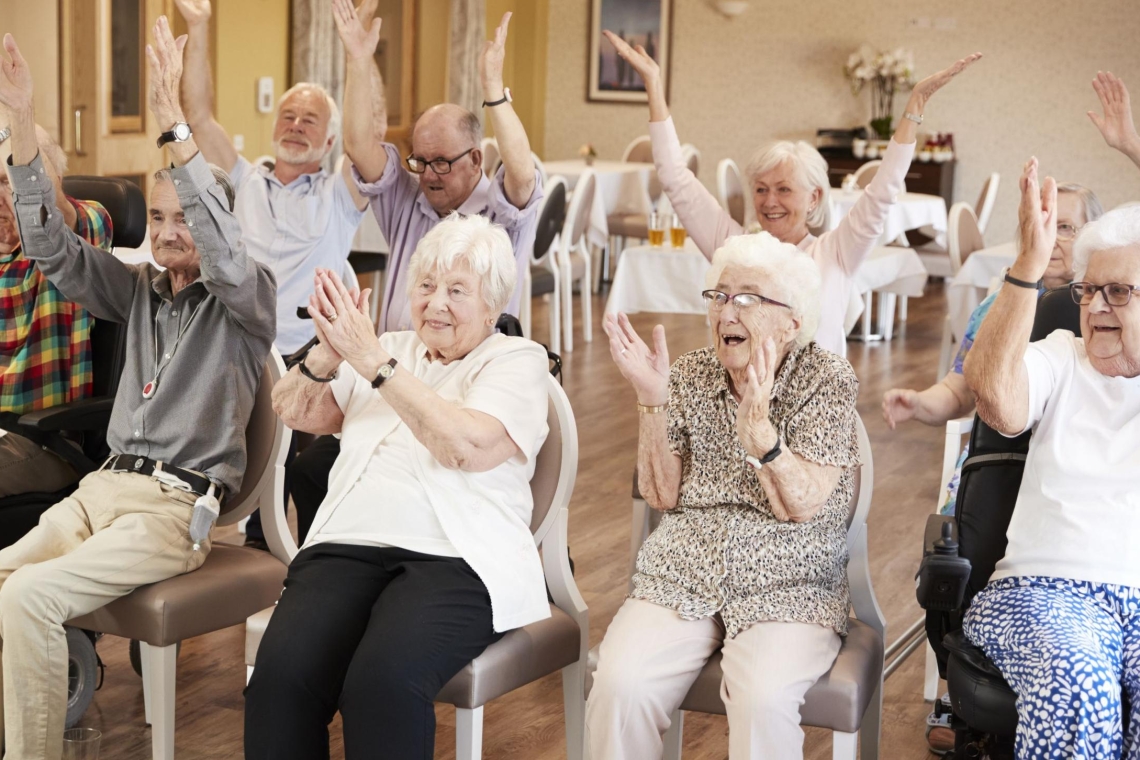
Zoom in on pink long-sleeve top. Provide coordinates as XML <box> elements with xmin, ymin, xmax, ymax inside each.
<box><xmin>649</xmin><ymin>117</ymin><xmax>916</xmax><ymax>357</ymax></box>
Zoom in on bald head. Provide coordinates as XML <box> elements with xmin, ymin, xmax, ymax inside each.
<box><xmin>413</xmin><ymin>104</ymin><xmax>482</xmax><ymax>149</ymax></box>
<box><xmin>409</xmin><ymin>105</ymin><xmax>484</xmax><ymax>216</ymax></box>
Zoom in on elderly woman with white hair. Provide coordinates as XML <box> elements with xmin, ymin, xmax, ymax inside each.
<box><xmin>605</xmin><ymin>33</ymin><xmax>980</xmax><ymax>356</ymax></box>
<box><xmin>247</xmin><ymin>213</ymin><xmax>551</xmax><ymax>759</ymax></box>
<box><xmin>963</xmin><ymin>159</ymin><xmax>1140</xmax><ymax>758</ymax></box>
<box><xmin>588</xmin><ymin>234</ymin><xmax>861</xmax><ymax>759</ymax></box>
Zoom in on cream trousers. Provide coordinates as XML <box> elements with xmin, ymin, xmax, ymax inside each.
<box><xmin>586</xmin><ymin>598</ymin><xmax>841</xmax><ymax>760</ymax></box>
<box><xmin>0</xmin><ymin>470</ymin><xmax>208</xmax><ymax>760</ymax></box>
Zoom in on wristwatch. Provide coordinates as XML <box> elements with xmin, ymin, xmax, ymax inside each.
<box><xmin>903</xmin><ymin>111</ymin><xmax>923</xmax><ymax>125</ymax></box>
<box><xmin>157</xmin><ymin>122</ymin><xmax>193</xmax><ymax>149</ymax></box>
<box><xmin>745</xmin><ymin>438</ymin><xmax>783</xmax><ymax>471</ymax></box>
<box><xmin>371</xmin><ymin>357</ymin><xmax>399</xmax><ymax>388</ymax></box>
<box><xmin>483</xmin><ymin>88</ymin><xmax>512</xmax><ymax>108</ymax></box>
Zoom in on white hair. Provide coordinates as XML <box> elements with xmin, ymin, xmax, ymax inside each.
<box><xmin>744</xmin><ymin>141</ymin><xmax>831</xmax><ymax>230</ymax></box>
<box><xmin>277</xmin><ymin>83</ymin><xmax>342</xmax><ymax>143</ymax></box>
<box><xmin>406</xmin><ymin>213</ymin><xmax>517</xmax><ymax>314</ymax></box>
<box><xmin>704</xmin><ymin>232</ymin><xmax>822</xmax><ymax>346</ymax></box>
<box><xmin>1073</xmin><ymin>204</ymin><xmax>1140</xmax><ymax>281</ymax></box>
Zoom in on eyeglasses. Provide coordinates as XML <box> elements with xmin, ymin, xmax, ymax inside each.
<box><xmin>405</xmin><ymin>147</ymin><xmax>476</xmax><ymax>175</ymax></box>
<box><xmin>1069</xmin><ymin>281</ymin><xmax>1140</xmax><ymax>307</ymax></box>
<box><xmin>1056</xmin><ymin>222</ymin><xmax>1082</xmax><ymax>242</ymax></box>
<box><xmin>701</xmin><ymin>290</ymin><xmax>791</xmax><ymax>312</ymax></box>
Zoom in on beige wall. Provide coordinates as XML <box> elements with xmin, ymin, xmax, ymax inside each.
<box><xmin>485</xmin><ymin>0</ymin><xmax>548</xmax><ymax>156</ymax></box>
<box><xmin>5</xmin><ymin>0</ymin><xmax>61</xmax><ymax>140</ymax></box>
<box><xmin>544</xmin><ymin>0</ymin><xmax>1140</xmax><ymax>244</ymax></box>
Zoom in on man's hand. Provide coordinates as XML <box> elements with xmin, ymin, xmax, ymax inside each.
<box><xmin>1089</xmin><ymin>71</ymin><xmax>1140</xmax><ymax>158</ymax></box>
<box><xmin>0</xmin><ymin>34</ymin><xmax>34</xmax><ymax>115</ymax></box>
<box><xmin>333</xmin><ymin>0</ymin><xmax>381</xmax><ymax>62</ymax></box>
<box><xmin>145</xmin><ymin>16</ymin><xmax>188</xmax><ymax>130</ymax></box>
<box><xmin>1010</xmin><ymin>157</ymin><xmax>1057</xmax><ymax>284</ymax></box>
<box><xmin>172</xmin><ymin>0</ymin><xmax>212</xmax><ymax>27</ymax></box>
<box><xmin>480</xmin><ymin>12</ymin><xmax>511</xmax><ymax>101</ymax></box>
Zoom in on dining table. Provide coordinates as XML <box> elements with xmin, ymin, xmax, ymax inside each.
<box><xmin>542</xmin><ymin>159</ymin><xmax>656</xmax><ymax>250</ymax></box>
<box><xmin>947</xmin><ymin>241</ymin><xmax>1017</xmax><ymax>339</ymax></box>
<box><xmin>828</xmin><ymin>188</ymin><xmax>949</xmax><ymax>247</ymax></box>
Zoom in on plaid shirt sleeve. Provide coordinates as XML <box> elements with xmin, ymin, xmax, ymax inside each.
<box><xmin>70</xmin><ymin>197</ymin><xmax>113</xmax><ymax>252</ymax></box>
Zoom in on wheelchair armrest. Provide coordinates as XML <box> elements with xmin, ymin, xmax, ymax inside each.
<box><xmin>916</xmin><ymin>514</ymin><xmax>971</xmax><ymax>612</ymax></box>
<box><xmin>18</xmin><ymin>397</ymin><xmax>115</xmax><ymax>432</ymax></box>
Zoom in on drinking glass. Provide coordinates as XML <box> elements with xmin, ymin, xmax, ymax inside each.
<box><xmin>647</xmin><ymin>212</ymin><xmax>665</xmax><ymax>247</ymax></box>
<box><xmin>62</xmin><ymin>728</ymin><xmax>101</xmax><ymax>760</ymax></box>
<box><xmin>669</xmin><ymin>214</ymin><xmax>687</xmax><ymax>249</ymax></box>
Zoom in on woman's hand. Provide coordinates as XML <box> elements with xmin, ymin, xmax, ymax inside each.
<box><xmin>737</xmin><ymin>337</ymin><xmax>779</xmax><ymax>458</ymax></box>
<box><xmin>882</xmin><ymin>388</ymin><xmax>920</xmax><ymax>430</ymax></box>
<box><xmin>1089</xmin><ymin>71</ymin><xmax>1140</xmax><ymax>159</ymax></box>
<box><xmin>332</xmin><ymin>0</ymin><xmax>381</xmax><ymax>62</ymax></box>
<box><xmin>603</xmin><ymin>313</ymin><xmax>669</xmax><ymax>405</ymax></box>
<box><xmin>0</xmin><ymin>34</ymin><xmax>34</xmax><ymax>115</ymax></box>
<box><xmin>308</xmin><ymin>268</ymin><xmax>381</xmax><ymax>376</ymax></box>
<box><xmin>904</xmin><ymin>52</ymin><xmax>983</xmax><ymax>116</ymax></box>
<box><xmin>601</xmin><ymin>30</ymin><xmax>669</xmax><ymax>121</ymax></box>
<box><xmin>1010</xmin><ymin>157</ymin><xmax>1057</xmax><ymax>284</ymax></box>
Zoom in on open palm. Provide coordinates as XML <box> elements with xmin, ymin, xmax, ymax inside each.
<box><xmin>908</xmin><ymin>52</ymin><xmax>982</xmax><ymax>111</ymax></box>
<box><xmin>602</xmin><ymin>30</ymin><xmax>660</xmax><ymax>89</ymax></box>
<box><xmin>0</xmin><ymin>35</ymin><xmax>33</xmax><ymax>113</ymax></box>
<box><xmin>332</xmin><ymin>0</ymin><xmax>381</xmax><ymax>60</ymax></box>
<box><xmin>604</xmin><ymin>313</ymin><xmax>670</xmax><ymax>404</ymax></box>
<box><xmin>1089</xmin><ymin>71</ymin><xmax>1138</xmax><ymax>153</ymax></box>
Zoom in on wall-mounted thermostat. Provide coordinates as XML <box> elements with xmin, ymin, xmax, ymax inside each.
<box><xmin>257</xmin><ymin>77</ymin><xmax>274</xmax><ymax>114</ymax></box>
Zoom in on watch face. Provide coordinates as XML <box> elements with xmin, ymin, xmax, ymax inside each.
<box><xmin>379</xmin><ymin>362</ymin><xmax>395</xmax><ymax>378</ymax></box>
<box><xmin>173</xmin><ymin>123</ymin><xmax>192</xmax><ymax>141</ymax></box>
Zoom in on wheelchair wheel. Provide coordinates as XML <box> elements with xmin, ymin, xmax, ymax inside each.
<box><xmin>128</xmin><ymin>639</ymin><xmax>181</xmax><ymax>677</ymax></box>
<box><xmin>65</xmin><ymin>627</ymin><xmax>98</xmax><ymax>729</ymax></box>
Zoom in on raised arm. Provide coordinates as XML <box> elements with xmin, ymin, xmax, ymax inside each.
<box><xmin>171</xmin><ymin>0</ymin><xmax>237</xmax><ymax>172</ymax></box>
<box><xmin>603</xmin><ymin>29</ymin><xmax>737</xmax><ymax>259</ymax></box>
<box><xmin>964</xmin><ymin>159</ymin><xmax>1055</xmax><ymax>435</ymax></box>
<box><xmin>604</xmin><ymin>313</ymin><xmax>681</xmax><ymax>511</ymax></box>
<box><xmin>333</xmin><ymin>0</ymin><xmax>388</xmax><ymax>183</ymax></box>
<box><xmin>481</xmin><ymin>13</ymin><xmax>536</xmax><ymax>209</ymax></box>
<box><xmin>1</xmin><ymin>34</ymin><xmax>136</xmax><ymax>322</ymax></box>
<box><xmin>1089</xmin><ymin>71</ymin><xmax>1140</xmax><ymax>173</ymax></box>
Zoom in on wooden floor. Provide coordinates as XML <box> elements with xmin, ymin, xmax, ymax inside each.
<box><xmin>81</xmin><ymin>282</ymin><xmax>956</xmax><ymax>759</ymax></box>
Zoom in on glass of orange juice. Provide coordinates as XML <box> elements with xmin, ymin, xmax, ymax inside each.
<box><xmin>647</xmin><ymin>212</ymin><xmax>666</xmax><ymax>247</ymax></box>
<box><xmin>670</xmin><ymin>213</ymin><xmax>687</xmax><ymax>249</ymax></box>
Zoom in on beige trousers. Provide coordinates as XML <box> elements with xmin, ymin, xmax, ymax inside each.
<box><xmin>0</xmin><ymin>470</ymin><xmax>209</xmax><ymax>760</ymax></box>
<box><xmin>586</xmin><ymin>598</ymin><xmax>841</xmax><ymax>760</ymax></box>
<box><xmin>0</xmin><ymin>432</ymin><xmax>79</xmax><ymax>498</ymax></box>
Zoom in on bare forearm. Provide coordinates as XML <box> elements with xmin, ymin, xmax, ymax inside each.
<box><xmin>636</xmin><ymin>415</ymin><xmax>682</xmax><ymax>510</ymax></box>
<box><xmin>963</xmin><ymin>285</ymin><xmax>1035</xmax><ymax>435</ymax></box>
<box><xmin>343</xmin><ymin>56</ymin><xmax>387</xmax><ymax>182</ymax></box>
<box><xmin>484</xmin><ymin>99</ymin><xmax>536</xmax><ymax>207</ymax></box>
<box><xmin>369</xmin><ymin>60</ymin><xmax>387</xmax><ymax>141</ymax></box>
<box><xmin>181</xmin><ymin>21</ymin><xmax>214</xmax><ymax>123</ymax></box>
<box><xmin>914</xmin><ymin>378</ymin><xmax>973</xmax><ymax>425</ymax></box>
<box><xmin>271</xmin><ymin>350</ymin><xmax>344</xmax><ymax>435</ymax></box>
<box><xmin>1120</xmin><ymin>135</ymin><xmax>1140</xmax><ymax>172</ymax></box>
<box><xmin>758</xmin><ymin>453</ymin><xmax>842</xmax><ymax>522</ymax></box>
<box><xmin>8</xmin><ymin>106</ymin><xmax>37</xmax><ymax>166</ymax></box>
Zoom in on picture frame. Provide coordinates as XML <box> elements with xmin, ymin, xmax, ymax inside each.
<box><xmin>588</xmin><ymin>0</ymin><xmax>672</xmax><ymax>103</ymax></box>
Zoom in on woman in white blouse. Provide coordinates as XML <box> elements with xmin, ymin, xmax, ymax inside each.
<box><xmin>245</xmin><ymin>214</ymin><xmax>551</xmax><ymax>759</ymax></box>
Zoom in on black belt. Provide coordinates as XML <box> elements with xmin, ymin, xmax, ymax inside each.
<box><xmin>102</xmin><ymin>455</ymin><xmax>221</xmax><ymax>501</ymax></box>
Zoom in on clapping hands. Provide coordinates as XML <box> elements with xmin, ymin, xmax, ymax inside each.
<box><xmin>145</xmin><ymin>17</ymin><xmax>187</xmax><ymax>129</ymax></box>
<box><xmin>603</xmin><ymin>313</ymin><xmax>670</xmax><ymax>406</ymax></box>
<box><xmin>308</xmin><ymin>268</ymin><xmax>377</xmax><ymax>371</ymax></box>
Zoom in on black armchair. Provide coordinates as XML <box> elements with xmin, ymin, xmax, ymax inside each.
<box><xmin>915</xmin><ymin>287</ymin><xmax>1080</xmax><ymax>758</ymax></box>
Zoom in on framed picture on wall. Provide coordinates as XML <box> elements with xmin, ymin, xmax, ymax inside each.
<box><xmin>588</xmin><ymin>0</ymin><xmax>672</xmax><ymax>103</ymax></box>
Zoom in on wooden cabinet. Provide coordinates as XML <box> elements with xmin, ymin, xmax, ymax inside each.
<box><xmin>820</xmin><ymin>150</ymin><xmax>955</xmax><ymax>208</ymax></box>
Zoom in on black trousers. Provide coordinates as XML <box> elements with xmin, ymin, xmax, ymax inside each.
<box><xmin>246</xmin><ymin>433</ymin><xmax>338</xmax><ymax>544</ymax></box>
<box><xmin>244</xmin><ymin>543</ymin><xmax>503</xmax><ymax>760</ymax></box>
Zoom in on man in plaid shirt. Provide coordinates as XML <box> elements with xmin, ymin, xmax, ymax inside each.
<box><xmin>0</xmin><ymin>125</ymin><xmax>112</xmax><ymax>497</ymax></box>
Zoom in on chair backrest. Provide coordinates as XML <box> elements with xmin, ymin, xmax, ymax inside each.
<box><xmin>563</xmin><ymin>169</ymin><xmax>596</xmax><ymax>250</ymax></box>
<box><xmin>254</xmin><ymin>155</ymin><xmax>276</xmax><ymax>172</ymax></box>
<box><xmin>62</xmin><ymin>176</ymin><xmax>148</xmax><ymax>249</ymax></box>
<box><xmin>217</xmin><ymin>349</ymin><xmax>289</xmax><ymax>526</ymax></box>
<box><xmin>717</xmin><ymin>158</ymin><xmax>746</xmax><ymax>227</ymax></box>
<box><xmin>974</xmin><ymin>172</ymin><xmax>1000</xmax><ymax>234</ymax></box>
<box><xmin>532</xmin><ymin>176</ymin><xmax>568</xmax><ymax>265</ymax></box>
<box><xmin>529</xmin><ymin>375</ymin><xmax>579</xmax><ymax>547</ymax></box>
<box><xmin>947</xmin><ymin>202</ymin><xmax>985</xmax><ymax>275</ymax></box>
<box><xmin>532</xmin><ymin>152</ymin><xmax>548</xmax><ymax>186</ymax></box>
<box><xmin>481</xmin><ymin>137</ymin><xmax>500</xmax><ymax>178</ymax></box>
<box><xmin>852</xmin><ymin>160</ymin><xmax>882</xmax><ymax>189</ymax></box>
<box><xmin>622</xmin><ymin>135</ymin><xmax>652</xmax><ymax>163</ymax></box>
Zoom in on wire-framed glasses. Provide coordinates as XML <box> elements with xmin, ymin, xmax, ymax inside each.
<box><xmin>701</xmin><ymin>290</ymin><xmax>791</xmax><ymax>312</ymax></box>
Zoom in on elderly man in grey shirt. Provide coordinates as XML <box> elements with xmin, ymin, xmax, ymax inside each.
<box><xmin>0</xmin><ymin>21</ymin><xmax>274</xmax><ymax>759</ymax></box>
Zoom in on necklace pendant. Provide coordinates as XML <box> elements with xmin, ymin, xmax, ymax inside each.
<box><xmin>143</xmin><ymin>380</ymin><xmax>157</xmax><ymax>399</ymax></box>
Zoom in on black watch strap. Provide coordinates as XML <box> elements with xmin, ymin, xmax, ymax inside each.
<box><xmin>758</xmin><ymin>437</ymin><xmax>783</xmax><ymax>465</ymax></box>
<box><xmin>482</xmin><ymin>88</ymin><xmax>511</xmax><ymax>108</ymax></box>
<box><xmin>371</xmin><ymin>357</ymin><xmax>399</xmax><ymax>388</ymax></box>
<box><xmin>299</xmin><ymin>357</ymin><xmax>337</xmax><ymax>383</ymax></box>
<box><xmin>1004</xmin><ymin>272</ymin><xmax>1042</xmax><ymax>290</ymax></box>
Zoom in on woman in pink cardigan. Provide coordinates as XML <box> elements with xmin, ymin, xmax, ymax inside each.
<box><xmin>605</xmin><ymin>32</ymin><xmax>980</xmax><ymax>356</ymax></box>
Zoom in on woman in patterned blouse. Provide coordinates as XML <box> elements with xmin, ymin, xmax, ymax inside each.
<box><xmin>587</xmin><ymin>232</ymin><xmax>861</xmax><ymax>759</ymax></box>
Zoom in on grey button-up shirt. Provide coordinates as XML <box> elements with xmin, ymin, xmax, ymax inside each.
<box><xmin>9</xmin><ymin>152</ymin><xmax>276</xmax><ymax>493</ymax></box>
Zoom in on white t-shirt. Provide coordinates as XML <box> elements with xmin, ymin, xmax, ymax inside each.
<box><xmin>993</xmin><ymin>329</ymin><xmax>1140</xmax><ymax>588</ymax></box>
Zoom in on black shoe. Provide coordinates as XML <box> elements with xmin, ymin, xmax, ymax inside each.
<box><xmin>243</xmin><ymin>536</ymin><xmax>270</xmax><ymax>552</ymax></box>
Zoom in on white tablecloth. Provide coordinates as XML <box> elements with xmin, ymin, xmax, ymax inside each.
<box><xmin>947</xmin><ymin>241</ymin><xmax>1017</xmax><ymax>339</ymax></box>
<box><xmin>829</xmin><ymin>189</ymin><xmax>948</xmax><ymax>246</ymax></box>
<box><xmin>543</xmin><ymin>159</ymin><xmax>655</xmax><ymax>249</ymax></box>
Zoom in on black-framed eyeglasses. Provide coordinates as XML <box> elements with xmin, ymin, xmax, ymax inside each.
<box><xmin>405</xmin><ymin>147</ymin><xmax>476</xmax><ymax>175</ymax></box>
<box><xmin>1069</xmin><ymin>281</ymin><xmax>1140</xmax><ymax>307</ymax></box>
<box><xmin>701</xmin><ymin>289</ymin><xmax>791</xmax><ymax>312</ymax></box>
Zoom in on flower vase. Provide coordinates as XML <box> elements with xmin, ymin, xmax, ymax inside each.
<box><xmin>584</xmin><ymin>155</ymin><xmax>595</xmax><ymax>167</ymax></box>
<box><xmin>870</xmin><ymin>116</ymin><xmax>893</xmax><ymax>141</ymax></box>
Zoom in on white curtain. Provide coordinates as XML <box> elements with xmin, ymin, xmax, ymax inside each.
<box><xmin>448</xmin><ymin>0</ymin><xmax>485</xmax><ymax>120</ymax></box>
<box><xmin>291</xmin><ymin>0</ymin><xmax>346</xmax><ymax>169</ymax></box>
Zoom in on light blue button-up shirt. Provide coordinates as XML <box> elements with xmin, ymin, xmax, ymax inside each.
<box><xmin>231</xmin><ymin>156</ymin><xmax>366</xmax><ymax>354</ymax></box>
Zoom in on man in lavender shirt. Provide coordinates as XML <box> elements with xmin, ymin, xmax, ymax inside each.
<box><xmin>334</xmin><ymin>3</ymin><xmax>542</xmax><ymax>333</ymax></box>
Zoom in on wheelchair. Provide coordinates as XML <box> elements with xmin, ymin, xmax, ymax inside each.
<box><xmin>915</xmin><ymin>287</ymin><xmax>1080</xmax><ymax>759</ymax></box>
<box><xmin>0</xmin><ymin>175</ymin><xmax>145</xmax><ymax>727</ymax></box>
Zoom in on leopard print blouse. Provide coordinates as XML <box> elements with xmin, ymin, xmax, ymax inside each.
<box><xmin>631</xmin><ymin>343</ymin><xmax>860</xmax><ymax>638</ymax></box>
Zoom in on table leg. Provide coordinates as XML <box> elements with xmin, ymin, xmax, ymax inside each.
<box><xmin>877</xmin><ymin>293</ymin><xmax>897</xmax><ymax>341</ymax></box>
<box><xmin>849</xmin><ymin>291</ymin><xmax>883</xmax><ymax>342</ymax></box>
